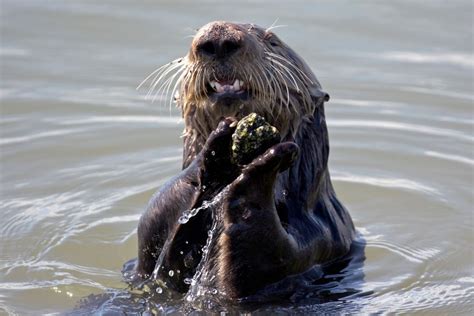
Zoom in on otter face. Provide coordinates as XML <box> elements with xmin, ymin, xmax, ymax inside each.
<box><xmin>180</xmin><ymin>21</ymin><xmax>317</xmax><ymax>133</ymax></box>
<box><xmin>187</xmin><ymin>22</ymin><xmax>264</xmax><ymax>108</ymax></box>
<box><xmin>139</xmin><ymin>21</ymin><xmax>326</xmax><ymax>152</ymax></box>
<box><xmin>188</xmin><ymin>22</ymin><xmax>256</xmax><ymax>106</ymax></box>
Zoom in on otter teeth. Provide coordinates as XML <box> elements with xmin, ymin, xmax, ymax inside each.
<box><xmin>210</xmin><ymin>79</ymin><xmax>244</xmax><ymax>93</ymax></box>
<box><xmin>233</xmin><ymin>79</ymin><xmax>241</xmax><ymax>91</ymax></box>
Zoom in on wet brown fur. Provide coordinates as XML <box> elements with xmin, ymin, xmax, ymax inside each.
<box><xmin>136</xmin><ymin>21</ymin><xmax>355</xmax><ymax>299</ymax></box>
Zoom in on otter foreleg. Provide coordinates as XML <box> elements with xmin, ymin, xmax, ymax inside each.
<box><xmin>216</xmin><ymin>142</ymin><xmax>306</xmax><ymax>298</ymax></box>
<box><xmin>136</xmin><ymin>118</ymin><xmax>239</xmax><ymax>283</ymax></box>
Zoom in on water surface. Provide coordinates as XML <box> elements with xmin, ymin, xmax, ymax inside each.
<box><xmin>1</xmin><ymin>0</ymin><xmax>473</xmax><ymax>314</ymax></box>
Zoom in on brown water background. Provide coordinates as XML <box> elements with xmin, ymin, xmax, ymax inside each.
<box><xmin>1</xmin><ymin>0</ymin><xmax>473</xmax><ymax>314</ymax></box>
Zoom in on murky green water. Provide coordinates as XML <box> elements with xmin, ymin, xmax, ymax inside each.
<box><xmin>1</xmin><ymin>0</ymin><xmax>473</xmax><ymax>314</ymax></box>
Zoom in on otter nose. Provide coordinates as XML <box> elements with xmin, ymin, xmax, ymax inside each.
<box><xmin>196</xmin><ymin>39</ymin><xmax>242</xmax><ymax>59</ymax></box>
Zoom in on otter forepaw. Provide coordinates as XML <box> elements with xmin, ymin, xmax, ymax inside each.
<box><xmin>199</xmin><ymin>117</ymin><xmax>239</xmax><ymax>187</ymax></box>
<box><xmin>202</xmin><ymin>117</ymin><xmax>238</xmax><ymax>161</ymax></box>
<box><xmin>243</xmin><ymin>142</ymin><xmax>300</xmax><ymax>175</ymax></box>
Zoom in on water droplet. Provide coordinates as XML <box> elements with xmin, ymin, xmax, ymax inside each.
<box><xmin>184</xmin><ymin>278</ymin><xmax>192</xmax><ymax>285</ymax></box>
<box><xmin>211</xmin><ymin>150</ymin><xmax>216</xmax><ymax>156</ymax></box>
<box><xmin>156</xmin><ymin>287</ymin><xmax>163</xmax><ymax>294</ymax></box>
<box><xmin>211</xmin><ymin>288</ymin><xmax>218</xmax><ymax>295</ymax></box>
<box><xmin>168</xmin><ymin>270</ymin><xmax>174</xmax><ymax>277</ymax></box>
<box><xmin>180</xmin><ymin>251</ymin><xmax>184</xmax><ymax>255</ymax></box>
<box><xmin>178</xmin><ymin>215</ymin><xmax>189</xmax><ymax>224</ymax></box>
<box><xmin>282</xmin><ymin>189</ymin><xmax>288</xmax><ymax>197</ymax></box>
<box><xmin>208</xmin><ymin>229</ymin><xmax>213</xmax><ymax>237</ymax></box>
<box><xmin>177</xmin><ymin>269</ymin><xmax>181</xmax><ymax>274</ymax></box>
<box><xmin>185</xmin><ymin>241</ymin><xmax>189</xmax><ymax>244</ymax></box>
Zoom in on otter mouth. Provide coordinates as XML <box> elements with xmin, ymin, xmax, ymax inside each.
<box><xmin>207</xmin><ymin>78</ymin><xmax>250</xmax><ymax>104</ymax></box>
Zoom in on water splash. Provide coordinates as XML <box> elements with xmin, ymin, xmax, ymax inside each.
<box><xmin>178</xmin><ymin>200</ymin><xmax>213</xmax><ymax>224</ymax></box>
<box><xmin>151</xmin><ymin>190</ymin><xmax>225</xmax><ymax>283</ymax></box>
<box><xmin>151</xmin><ymin>237</ymin><xmax>174</xmax><ymax>280</ymax></box>
<box><xmin>183</xmin><ymin>190</ymin><xmax>227</xmax><ymax>302</ymax></box>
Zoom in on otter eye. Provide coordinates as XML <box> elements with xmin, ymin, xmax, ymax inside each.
<box><xmin>264</xmin><ymin>32</ymin><xmax>279</xmax><ymax>47</ymax></box>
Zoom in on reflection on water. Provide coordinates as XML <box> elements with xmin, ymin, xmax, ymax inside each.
<box><xmin>1</xmin><ymin>0</ymin><xmax>473</xmax><ymax>314</ymax></box>
<box><xmin>75</xmin><ymin>239</ymin><xmax>367</xmax><ymax>315</ymax></box>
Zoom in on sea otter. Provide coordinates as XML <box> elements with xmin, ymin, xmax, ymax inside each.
<box><xmin>135</xmin><ymin>21</ymin><xmax>355</xmax><ymax>299</ymax></box>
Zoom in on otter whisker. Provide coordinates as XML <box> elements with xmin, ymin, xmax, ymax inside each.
<box><xmin>137</xmin><ymin>66</ymin><xmax>164</xmax><ymax>92</ymax></box>
<box><xmin>203</xmin><ymin>67</ymin><xmax>211</xmax><ymax>98</ymax></box>
<box><xmin>187</xmin><ymin>63</ymin><xmax>210</xmax><ymax>101</ymax></box>
<box><xmin>150</xmin><ymin>61</ymin><xmax>185</xmax><ymax>89</ymax></box>
<box><xmin>259</xmin><ymin>63</ymin><xmax>280</xmax><ymax>115</ymax></box>
<box><xmin>265</xmin><ymin>56</ymin><xmax>300</xmax><ymax>93</ymax></box>
<box><xmin>260</xmin><ymin>63</ymin><xmax>283</xmax><ymax>119</ymax></box>
<box><xmin>277</xmin><ymin>59</ymin><xmax>303</xmax><ymax>92</ymax></box>
<box><xmin>198</xmin><ymin>64</ymin><xmax>210</xmax><ymax>99</ymax></box>
<box><xmin>182</xmin><ymin>65</ymin><xmax>194</xmax><ymax>97</ymax></box>
<box><xmin>256</xmin><ymin>63</ymin><xmax>274</xmax><ymax>109</ymax></box>
<box><xmin>192</xmin><ymin>64</ymin><xmax>201</xmax><ymax>99</ymax></box>
<box><xmin>265</xmin><ymin>52</ymin><xmax>315</xmax><ymax>85</ymax></box>
<box><xmin>264</xmin><ymin>63</ymin><xmax>285</xmax><ymax>118</ymax></box>
<box><xmin>263</xmin><ymin>62</ymin><xmax>283</xmax><ymax>112</ymax></box>
<box><xmin>152</xmin><ymin>71</ymin><xmax>176</xmax><ymax>103</ymax></box>
<box><xmin>138</xmin><ymin>57</ymin><xmax>184</xmax><ymax>91</ymax></box>
<box><xmin>266</xmin><ymin>52</ymin><xmax>315</xmax><ymax>114</ymax></box>
<box><xmin>251</xmin><ymin>64</ymin><xmax>266</xmax><ymax>107</ymax></box>
<box><xmin>268</xmin><ymin>63</ymin><xmax>290</xmax><ymax>109</ymax></box>
<box><xmin>153</xmin><ymin>65</ymin><xmax>186</xmax><ymax>104</ymax></box>
<box><xmin>166</xmin><ymin>67</ymin><xmax>187</xmax><ymax>111</ymax></box>
<box><xmin>149</xmin><ymin>65</ymin><xmax>185</xmax><ymax>103</ymax></box>
<box><xmin>251</xmin><ymin>64</ymin><xmax>268</xmax><ymax>107</ymax></box>
<box><xmin>147</xmin><ymin>62</ymin><xmax>186</xmax><ymax>100</ymax></box>
<box><xmin>170</xmin><ymin>73</ymin><xmax>185</xmax><ymax>109</ymax></box>
<box><xmin>273</xmin><ymin>70</ymin><xmax>285</xmax><ymax>110</ymax></box>
<box><xmin>266</xmin><ymin>18</ymin><xmax>288</xmax><ymax>32</ymax></box>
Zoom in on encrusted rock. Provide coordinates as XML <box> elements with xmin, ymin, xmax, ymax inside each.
<box><xmin>231</xmin><ymin>113</ymin><xmax>280</xmax><ymax>165</ymax></box>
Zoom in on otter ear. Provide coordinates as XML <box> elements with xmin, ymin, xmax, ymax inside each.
<box><xmin>323</xmin><ymin>92</ymin><xmax>330</xmax><ymax>102</ymax></box>
<box><xmin>309</xmin><ymin>86</ymin><xmax>330</xmax><ymax>102</ymax></box>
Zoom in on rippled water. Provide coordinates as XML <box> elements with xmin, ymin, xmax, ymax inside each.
<box><xmin>1</xmin><ymin>0</ymin><xmax>473</xmax><ymax>314</ymax></box>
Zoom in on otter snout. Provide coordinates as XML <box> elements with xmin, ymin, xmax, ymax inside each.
<box><xmin>196</xmin><ymin>38</ymin><xmax>242</xmax><ymax>59</ymax></box>
<box><xmin>192</xmin><ymin>21</ymin><xmax>246</xmax><ymax>60</ymax></box>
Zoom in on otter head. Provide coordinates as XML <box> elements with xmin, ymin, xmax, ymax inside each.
<box><xmin>141</xmin><ymin>21</ymin><xmax>329</xmax><ymax>167</ymax></box>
